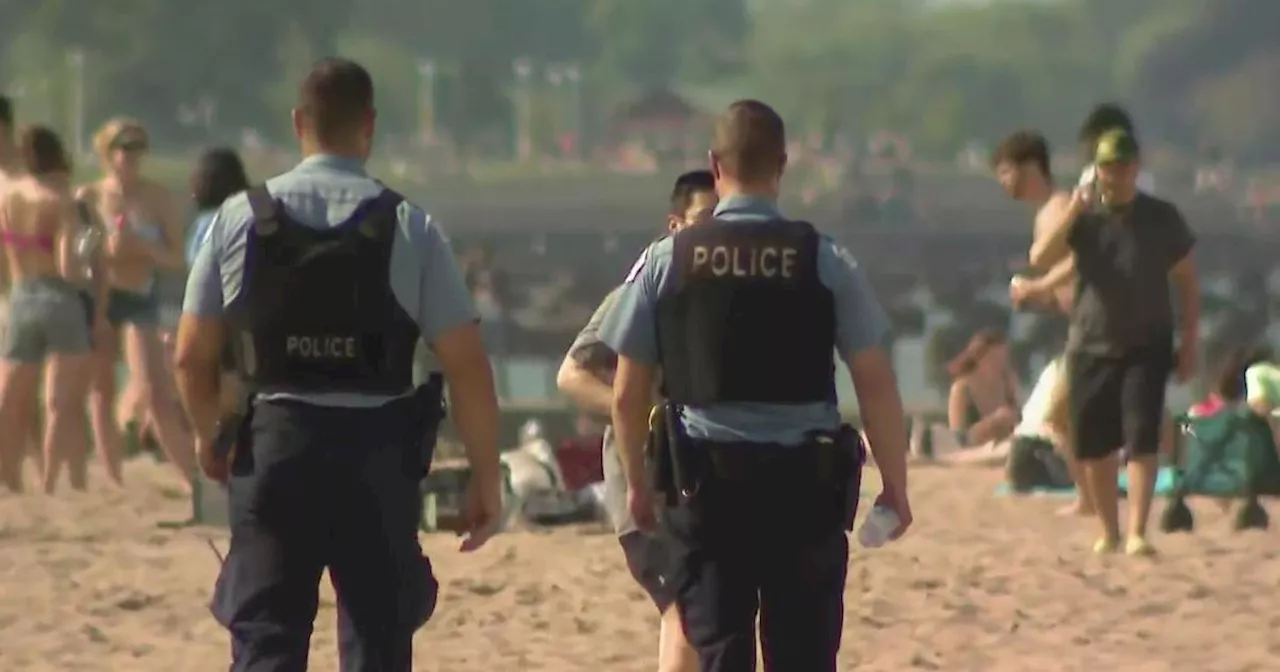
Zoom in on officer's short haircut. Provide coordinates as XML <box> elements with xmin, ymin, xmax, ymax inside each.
<box><xmin>297</xmin><ymin>58</ymin><xmax>375</xmax><ymax>141</ymax></box>
<box><xmin>669</xmin><ymin>170</ymin><xmax>715</xmax><ymax>214</ymax></box>
<box><xmin>712</xmin><ymin>100</ymin><xmax>786</xmax><ymax>184</ymax></box>
<box><xmin>0</xmin><ymin>95</ymin><xmax>12</xmax><ymax>132</ymax></box>
<box><xmin>990</xmin><ymin>130</ymin><xmax>1051</xmax><ymax>179</ymax></box>
<box><xmin>19</xmin><ymin>126</ymin><xmax>70</xmax><ymax>175</ymax></box>
<box><xmin>1079</xmin><ymin>103</ymin><xmax>1135</xmax><ymax>145</ymax></box>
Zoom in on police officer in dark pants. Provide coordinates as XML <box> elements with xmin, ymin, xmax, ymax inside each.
<box><xmin>174</xmin><ymin>58</ymin><xmax>504</xmax><ymax>672</ymax></box>
<box><xmin>600</xmin><ymin>100</ymin><xmax>915</xmax><ymax>672</ymax></box>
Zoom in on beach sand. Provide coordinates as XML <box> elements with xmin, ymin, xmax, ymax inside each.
<box><xmin>1</xmin><ymin>457</ymin><xmax>1277</xmax><ymax>671</ymax></box>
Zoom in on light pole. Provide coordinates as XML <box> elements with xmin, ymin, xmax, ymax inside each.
<box><xmin>67</xmin><ymin>48</ymin><xmax>85</xmax><ymax>159</ymax></box>
<box><xmin>512</xmin><ymin>57</ymin><xmax>533</xmax><ymax>162</ymax></box>
<box><xmin>563</xmin><ymin>64</ymin><xmax>582</xmax><ymax>160</ymax></box>
<box><xmin>416</xmin><ymin>58</ymin><xmax>437</xmax><ymax>145</ymax></box>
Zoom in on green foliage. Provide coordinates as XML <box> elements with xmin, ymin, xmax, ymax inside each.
<box><xmin>1</xmin><ymin>0</ymin><xmax>1275</xmax><ymax>159</ymax></box>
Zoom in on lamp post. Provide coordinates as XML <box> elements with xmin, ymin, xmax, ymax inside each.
<box><xmin>416</xmin><ymin>58</ymin><xmax>437</xmax><ymax>145</ymax></box>
<box><xmin>67</xmin><ymin>48</ymin><xmax>85</xmax><ymax>158</ymax></box>
<box><xmin>563</xmin><ymin>64</ymin><xmax>582</xmax><ymax>160</ymax></box>
<box><xmin>512</xmin><ymin>57</ymin><xmax>533</xmax><ymax>162</ymax></box>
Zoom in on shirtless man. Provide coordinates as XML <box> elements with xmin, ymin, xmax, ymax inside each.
<box><xmin>0</xmin><ymin>127</ymin><xmax>98</xmax><ymax>492</ymax></box>
<box><xmin>990</xmin><ymin>130</ymin><xmax>1096</xmax><ymax>516</ymax></box>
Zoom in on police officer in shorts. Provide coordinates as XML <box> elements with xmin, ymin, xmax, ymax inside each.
<box><xmin>599</xmin><ymin>100</ymin><xmax>915</xmax><ymax>672</ymax></box>
<box><xmin>174</xmin><ymin>58</ymin><xmax>504</xmax><ymax>672</ymax></box>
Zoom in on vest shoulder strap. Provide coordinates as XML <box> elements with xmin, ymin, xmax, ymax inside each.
<box><xmin>246</xmin><ymin>185</ymin><xmax>276</xmax><ymax>220</ymax></box>
<box><xmin>356</xmin><ymin>188</ymin><xmax>404</xmax><ymax>239</ymax></box>
<box><xmin>246</xmin><ymin>185</ymin><xmax>278</xmax><ymax>235</ymax></box>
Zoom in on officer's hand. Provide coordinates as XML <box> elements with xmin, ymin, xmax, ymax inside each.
<box><xmin>626</xmin><ymin>484</ymin><xmax>656</xmax><ymax>533</ymax></box>
<box><xmin>875</xmin><ymin>490</ymin><xmax>913</xmax><ymax>541</ymax></box>
<box><xmin>459</xmin><ymin>473</ymin><xmax>503</xmax><ymax>552</ymax></box>
<box><xmin>197</xmin><ymin>437</ymin><xmax>232</xmax><ymax>484</ymax></box>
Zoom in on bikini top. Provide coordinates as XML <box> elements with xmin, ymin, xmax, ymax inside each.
<box><xmin>1</xmin><ymin>229</ymin><xmax>54</xmax><ymax>252</ymax></box>
<box><xmin>114</xmin><ymin>213</ymin><xmax>164</xmax><ymax>242</ymax></box>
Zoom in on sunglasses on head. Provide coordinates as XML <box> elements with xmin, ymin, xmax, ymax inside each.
<box><xmin>114</xmin><ymin>140</ymin><xmax>147</xmax><ymax>153</ymax></box>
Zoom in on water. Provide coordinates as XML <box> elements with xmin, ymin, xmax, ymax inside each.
<box><xmin>417</xmin><ymin>271</ymin><xmax>1260</xmax><ymax>413</ymax></box>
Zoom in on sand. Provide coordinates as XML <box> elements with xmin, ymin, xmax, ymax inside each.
<box><xmin>1</xmin><ymin>457</ymin><xmax>1278</xmax><ymax>672</ymax></box>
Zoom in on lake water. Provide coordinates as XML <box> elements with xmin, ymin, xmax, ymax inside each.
<box><xmin>450</xmin><ymin>271</ymin><xmax>1263</xmax><ymax>414</ymax></box>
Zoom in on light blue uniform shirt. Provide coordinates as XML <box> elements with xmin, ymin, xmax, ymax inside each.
<box><xmin>187</xmin><ymin>210</ymin><xmax>217</xmax><ymax>266</ymax></box>
<box><xmin>597</xmin><ymin>194</ymin><xmax>890</xmax><ymax>445</ymax></box>
<box><xmin>182</xmin><ymin>154</ymin><xmax>477</xmax><ymax>408</ymax></box>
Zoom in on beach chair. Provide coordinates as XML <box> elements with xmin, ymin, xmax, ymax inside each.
<box><xmin>1161</xmin><ymin>408</ymin><xmax>1280</xmax><ymax>533</ymax></box>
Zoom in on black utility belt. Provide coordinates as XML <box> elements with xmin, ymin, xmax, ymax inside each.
<box><xmin>249</xmin><ymin>385</ymin><xmax>413</xmax><ymax>396</ymax></box>
<box><xmin>691</xmin><ymin>439</ymin><xmax>852</xmax><ymax>482</ymax></box>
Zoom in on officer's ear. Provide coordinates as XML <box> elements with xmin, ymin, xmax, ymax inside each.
<box><xmin>708</xmin><ymin>150</ymin><xmax>722</xmax><ymax>183</ymax></box>
<box><xmin>290</xmin><ymin>109</ymin><xmax>305</xmax><ymax>142</ymax></box>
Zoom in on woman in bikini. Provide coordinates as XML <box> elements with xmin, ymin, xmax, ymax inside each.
<box><xmin>128</xmin><ymin>148</ymin><xmax>251</xmax><ymax>450</ymax></box>
<box><xmin>77</xmin><ymin>118</ymin><xmax>195</xmax><ymax>488</ymax></box>
<box><xmin>0</xmin><ymin>127</ymin><xmax>99</xmax><ymax>493</ymax></box>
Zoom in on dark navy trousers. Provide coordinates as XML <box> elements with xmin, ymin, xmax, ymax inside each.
<box><xmin>664</xmin><ymin>441</ymin><xmax>851</xmax><ymax>672</ymax></box>
<box><xmin>211</xmin><ymin>395</ymin><xmax>438</xmax><ymax>672</ymax></box>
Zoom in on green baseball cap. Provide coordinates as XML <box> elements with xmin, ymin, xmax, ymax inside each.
<box><xmin>1094</xmin><ymin>128</ymin><xmax>1139</xmax><ymax>164</ymax></box>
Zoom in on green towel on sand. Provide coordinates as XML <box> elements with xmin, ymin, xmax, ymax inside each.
<box><xmin>994</xmin><ymin>466</ymin><xmax>1178</xmax><ymax>497</ymax></box>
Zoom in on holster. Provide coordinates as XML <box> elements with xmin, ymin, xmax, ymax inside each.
<box><xmin>411</xmin><ymin>373</ymin><xmax>448</xmax><ymax>477</ymax></box>
<box><xmin>830</xmin><ymin>424</ymin><xmax>868</xmax><ymax>531</ymax></box>
<box><xmin>646</xmin><ymin>401</ymin><xmax>693</xmax><ymax>505</ymax></box>
<box><xmin>213</xmin><ymin>385</ymin><xmax>257</xmax><ymax>475</ymax></box>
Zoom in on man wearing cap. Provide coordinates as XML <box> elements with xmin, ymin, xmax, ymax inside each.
<box><xmin>1076</xmin><ymin>103</ymin><xmax>1157</xmax><ymax>195</ymax></box>
<box><xmin>174</xmin><ymin>58</ymin><xmax>503</xmax><ymax>671</ymax></box>
<box><xmin>1016</xmin><ymin>129</ymin><xmax>1199</xmax><ymax>557</ymax></box>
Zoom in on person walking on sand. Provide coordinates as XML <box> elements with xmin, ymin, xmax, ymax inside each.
<box><xmin>1015</xmin><ymin>129</ymin><xmax>1199</xmax><ymax>556</ymax></box>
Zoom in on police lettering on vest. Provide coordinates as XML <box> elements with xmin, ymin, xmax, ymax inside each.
<box><xmin>224</xmin><ymin>186</ymin><xmax>420</xmax><ymax>395</ymax></box>
<box><xmin>656</xmin><ymin>219</ymin><xmax>836</xmax><ymax>406</ymax></box>
<box><xmin>285</xmin><ymin>335</ymin><xmax>358</xmax><ymax>359</ymax></box>
<box><xmin>690</xmin><ymin>244</ymin><xmax>798</xmax><ymax>278</ymax></box>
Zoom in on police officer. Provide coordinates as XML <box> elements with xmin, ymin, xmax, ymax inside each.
<box><xmin>600</xmin><ymin>100</ymin><xmax>915</xmax><ymax>672</ymax></box>
<box><xmin>173</xmin><ymin>58</ymin><xmax>504</xmax><ymax>672</ymax></box>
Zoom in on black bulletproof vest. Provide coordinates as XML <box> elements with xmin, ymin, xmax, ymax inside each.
<box><xmin>224</xmin><ymin>186</ymin><xmax>419</xmax><ymax>395</ymax></box>
<box><xmin>656</xmin><ymin>218</ymin><xmax>836</xmax><ymax>405</ymax></box>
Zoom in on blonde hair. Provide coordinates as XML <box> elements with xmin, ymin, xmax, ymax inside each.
<box><xmin>92</xmin><ymin>117</ymin><xmax>148</xmax><ymax>159</ymax></box>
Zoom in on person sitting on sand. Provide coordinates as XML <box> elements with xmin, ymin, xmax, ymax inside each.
<box><xmin>1193</xmin><ymin>346</ymin><xmax>1280</xmax><ymax>449</ymax></box>
<box><xmin>933</xmin><ymin>330</ymin><xmax>1021</xmax><ymax>463</ymax></box>
<box><xmin>1191</xmin><ymin>346</ymin><xmax>1272</xmax><ymax>417</ymax></box>
<box><xmin>1243</xmin><ymin>352</ymin><xmax>1280</xmax><ymax>419</ymax></box>
<box><xmin>1003</xmin><ymin>358</ymin><xmax>1073</xmax><ymax>487</ymax></box>
<box><xmin>938</xmin><ymin>352</ymin><xmax>1075</xmax><ymax>484</ymax></box>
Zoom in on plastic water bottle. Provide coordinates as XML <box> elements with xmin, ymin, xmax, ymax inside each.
<box><xmin>857</xmin><ymin>505</ymin><xmax>900</xmax><ymax>549</ymax></box>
